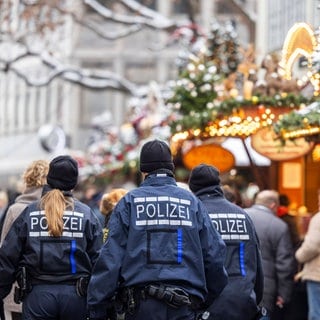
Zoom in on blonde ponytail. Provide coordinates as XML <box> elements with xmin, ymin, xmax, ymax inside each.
<box><xmin>40</xmin><ymin>189</ymin><xmax>65</xmax><ymax>237</ymax></box>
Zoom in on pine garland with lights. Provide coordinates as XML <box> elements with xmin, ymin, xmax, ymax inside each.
<box><xmin>168</xmin><ymin>85</ymin><xmax>316</xmax><ymax>135</ymax></box>
<box><xmin>273</xmin><ymin>102</ymin><xmax>320</xmax><ymax>141</ymax></box>
<box><xmin>167</xmin><ymin>22</ymin><xmax>319</xmax><ymax>138</ymax></box>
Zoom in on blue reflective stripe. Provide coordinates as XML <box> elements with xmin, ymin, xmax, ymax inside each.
<box><xmin>177</xmin><ymin>229</ymin><xmax>182</xmax><ymax>264</ymax></box>
<box><xmin>239</xmin><ymin>242</ymin><xmax>246</xmax><ymax>276</ymax></box>
<box><xmin>70</xmin><ymin>240</ymin><xmax>77</xmax><ymax>274</ymax></box>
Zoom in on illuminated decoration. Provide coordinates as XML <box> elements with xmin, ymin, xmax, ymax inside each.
<box><xmin>313</xmin><ymin>144</ymin><xmax>320</xmax><ymax>161</ymax></box>
<box><xmin>168</xmin><ymin>41</ymin><xmax>316</xmax><ymax>147</ymax></box>
<box><xmin>171</xmin><ymin>105</ymin><xmax>293</xmax><ymax>148</ymax></box>
<box><xmin>279</xmin><ymin>22</ymin><xmax>317</xmax><ymax>80</ymax></box>
<box><xmin>282</xmin><ymin>127</ymin><xmax>320</xmax><ymax>139</ymax></box>
<box><xmin>279</xmin><ymin>22</ymin><xmax>320</xmax><ymax>96</ymax></box>
<box><xmin>167</xmin><ymin>19</ymin><xmax>320</xmax><ymax>162</ymax></box>
<box><xmin>309</xmin><ymin>29</ymin><xmax>320</xmax><ymax>96</ymax></box>
<box><xmin>182</xmin><ymin>144</ymin><xmax>235</xmax><ymax>172</ymax></box>
<box><xmin>273</xmin><ymin>101</ymin><xmax>320</xmax><ymax>142</ymax></box>
<box><xmin>251</xmin><ymin>127</ymin><xmax>314</xmax><ymax>161</ymax></box>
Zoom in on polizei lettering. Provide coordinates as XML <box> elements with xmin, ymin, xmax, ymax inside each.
<box><xmin>209</xmin><ymin>213</ymin><xmax>250</xmax><ymax>241</ymax></box>
<box><xmin>134</xmin><ymin>196</ymin><xmax>192</xmax><ymax>227</ymax></box>
<box><xmin>29</xmin><ymin>210</ymin><xmax>84</xmax><ymax>238</ymax></box>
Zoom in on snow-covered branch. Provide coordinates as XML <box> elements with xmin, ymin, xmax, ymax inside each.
<box><xmin>0</xmin><ymin>0</ymin><xmax>194</xmax><ymax>92</ymax></box>
<box><xmin>0</xmin><ymin>42</ymin><xmax>145</xmax><ymax>95</ymax></box>
<box><xmin>84</xmin><ymin>0</ymin><xmax>177</xmax><ymax>30</ymax></box>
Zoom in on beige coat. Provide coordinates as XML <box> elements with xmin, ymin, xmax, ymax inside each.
<box><xmin>295</xmin><ymin>211</ymin><xmax>320</xmax><ymax>282</ymax></box>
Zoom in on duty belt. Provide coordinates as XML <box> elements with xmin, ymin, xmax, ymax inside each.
<box><xmin>141</xmin><ymin>284</ymin><xmax>192</xmax><ymax>308</ymax></box>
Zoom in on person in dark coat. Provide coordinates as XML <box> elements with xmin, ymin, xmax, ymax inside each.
<box><xmin>0</xmin><ymin>155</ymin><xmax>103</xmax><ymax>320</ymax></box>
<box><xmin>87</xmin><ymin>139</ymin><xmax>228</xmax><ymax>320</ymax></box>
<box><xmin>276</xmin><ymin>194</ymin><xmax>307</xmax><ymax>320</ymax></box>
<box><xmin>245</xmin><ymin>190</ymin><xmax>295</xmax><ymax>320</ymax></box>
<box><xmin>188</xmin><ymin>164</ymin><xmax>264</xmax><ymax>320</ymax></box>
<box><xmin>277</xmin><ymin>194</ymin><xmax>301</xmax><ymax>250</ymax></box>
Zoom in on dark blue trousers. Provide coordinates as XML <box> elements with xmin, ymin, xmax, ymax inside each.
<box><xmin>22</xmin><ymin>284</ymin><xmax>87</xmax><ymax>320</ymax></box>
<box><xmin>125</xmin><ymin>297</ymin><xmax>196</xmax><ymax>320</ymax></box>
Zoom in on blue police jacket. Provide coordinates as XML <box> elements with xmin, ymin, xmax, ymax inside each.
<box><xmin>87</xmin><ymin>171</ymin><xmax>228</xmax><ymax>319</ymax></box>
<box><xmin>0</xmin><ymin>197</ymin><xmax>103</xmax><ymax>299</ymax></box>
<box><xmin>194</xmin><ymin>185</ymin><xmax>264</xmax><ymax>320</ymax></box>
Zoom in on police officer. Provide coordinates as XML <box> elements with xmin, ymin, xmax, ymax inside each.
<box><xmin>0</xmin><ymin>155</ymin><xmax>103</xmax><ymax>320</ymax></box>
<box><xmin>87</xmin><ymin>139</ymin><xmax>228</xmax><ymax>320</ymax></box>
<box><xmin>188</xmin><ymin>164</ymin><xmax>264</xmax><ymax>320</ymax></box>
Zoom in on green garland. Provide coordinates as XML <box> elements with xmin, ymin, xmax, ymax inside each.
<box><xmin>273</xmin><ymin>102</ymin><xmax>320</xmax><ymax>141</ymax></box>
<box><xmin>168</xmin><ymin>93</ymin><xmax>317</xmax><ymax>134</ymax></box>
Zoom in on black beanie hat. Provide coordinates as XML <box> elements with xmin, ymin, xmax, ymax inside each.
<box><xmin>140</xmin><ymin>139</ymin><xmax>174</xmax><ymax>173</ymax></box>
<box><xmin>47</xmin><ymin>155</ymin><xmax>78</xmax><ymax>191</ymax></box>
<box><xmin>189</xmin><ymin>164</ymin><xmax>220</xmax><ymax>192</ymax></box>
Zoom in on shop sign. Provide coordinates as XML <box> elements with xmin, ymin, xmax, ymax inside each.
<box><xmin>182</xmin><ymin>144</ymin><xmax>235</xmax><ymax>172</ymax></box>
<box><xmin>251</xmin><ymin>127</ymin><xmax>314</xmax><ymax>161</ymax></box>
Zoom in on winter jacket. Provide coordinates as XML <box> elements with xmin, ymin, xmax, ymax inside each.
<box><xmin>194</xmin><ymin>185</ymin><xmax>264</xmax><ymax>320</ymax></box>
<box><xmin>87</xmin><ymin>171</ymin><xmax>228</xmax><ymax>320</ymax></box>
<box><xmin>245</xmin><ymin>204</ymin><xmax>295</xmax><ymax>313</ymax></box>
<box><xmin>0</xmin><ymin>197</ymin><xmax>103</xmax><ymax>299</ymax></box>
<box><xmin>295</xmin><ymin>211</ymin><xmax>320</xmax><ymax>282</ymax></box>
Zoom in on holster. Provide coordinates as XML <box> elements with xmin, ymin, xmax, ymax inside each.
<box><xmin>115</xmin><ymin>287</ymin><xmax>138</xmax><ymax>315</ymax></box>
<box><xmin>76</xmin><ymin>276</ymin><xmax>90</xmax><ymax>297</ymax></box>
<box><xmin>14</xmin><ymin>266</ymin><xmax>31</xmax><ymax>304</ymax></box>
<box><xmin>116</xmin><ymin>284</ymin><xmax>193</xmax><ymax>315</ymax></box>
<box><xmin>144</xmin><ymin>284</ymin><xmax>192</xmax><ymax>308</ymax></box>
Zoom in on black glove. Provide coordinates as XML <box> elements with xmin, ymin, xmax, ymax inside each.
<box><xmin>196</xmin><ymin>311</ymin><xmax>210</xmax><ymax>320</ymax></box>
<box><xmin>0</xmin><ymin>299</ymin><xmax>5</xmax><ymax>320</ymax></box>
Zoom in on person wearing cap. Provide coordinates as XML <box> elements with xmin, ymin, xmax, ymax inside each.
<box><xmin>188</xmin><ymin>163</ymin><xmax>264</xmax><ymax>320</ymax></box>
<box><xmin>87</xmin><ymin>139</ymin><xmax>228</xmax><ymax>320</ymax></box>
<box><xmin>0</xmin><ymin>155</ymin><xmax>103</xmax><ymax>320</ymax></box>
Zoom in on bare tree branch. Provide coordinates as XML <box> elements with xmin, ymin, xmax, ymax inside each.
<box><xmin>79</xmin><ymin>18</ymin><xmax>143</xmax><ymax>40</ymax></box>
<box><xmin>0</xmin><ymin>42</ymin><xmax>144</xmax><ymax>94</ymax></box>
<box><xmin>0</xmin><ymin>0</ymin><xmax>195</xmax><ymax>93</ymax></box>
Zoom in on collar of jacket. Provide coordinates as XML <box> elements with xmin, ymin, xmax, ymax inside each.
<box><xmin>194</xmin><ymin>185</ymin><xmax>224</xmax><ymax>199</ymax></box>
<box><xmin>145</xmin><ymin>168</ymin><xmax>174</xmax><ymax>179</ymax></box>
<box><xmin>141</xmin><ymin>169</ymin><xmax>176</xmax><ymax>186</ymax></box>
<box><xmin>15</xmin><ymin>186</ymin><xmax>43</xmax><ymax>204</ymax></box>
<box><xmin>251</xmin><ymin>204</ymin><xmax>274</xmax><ymax>215</ymax></box>
<box><xmin>41</xmin><ymin>184</ymin><xmax>73</xmax><ymax>198</ymax></box>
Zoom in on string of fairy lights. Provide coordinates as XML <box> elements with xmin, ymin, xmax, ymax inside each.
<box><xmin>168</xmin><ymin>22</ymin><xmax>320</xmax><ymax>149</ymax></box>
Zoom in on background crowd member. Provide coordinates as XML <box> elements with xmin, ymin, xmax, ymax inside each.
<box><xmin>0</xmin><ymin>190</ymin><xmax>9</xmax><ymax>234</ymax></box>
<box><xmin>99</xmin><ymin>188</ymin><xmax>128</xmax><ymax>242</ymax></box>
<box><xmin>277</xmin><ymin>194</ymin><xmax>308</xmax><ymax>320</ymax></box>
<box><xmin>0</xmin><ymin>155</ymin><xmax>103</xmax><ymax>320</ymax></box>
<box><xmin>81</xmin><ymin>185</ymin><xmax>105</xmax><ymax>227</ymax></box>
<box><xmin>277</xmin><ymin>194</ymin><xmax>301</xmax><ymax>250</ymax></box>
<box><xmin>0</xmin><ymin>160</ymin><xmax>49</xmax><ymax>244</ymax></box>
<box><xmin>87</xmin><ymin>139</ymin><xmax>228</xmax><ymax>320</ymax></box>
<box><xmin>99</xmin><ymin>188</ymin><xmax>129</xmax><ymax>320</ymax></box>
<box><xmin>0</xmin><ymin>159</ymin><xmax>49</xmax><ymax>320</ymax></box>
<box><xmin>295</xmin><ymin>189</ymin><xmax>320</xmax><ymax>320</ymax></box>
<box><xmin>188</xmin><ymin>164</ymin><xmax>264</xmax><ymax>320</ymax></box>
<box><xmin>245</xmin><ymin>190</ymin><xmax>295</xmax><ymax>320</ymax></box>
<box><xmin>221</xmin><ymin>184</ymin><xmax>243</xmax><ymax>207</ymax></box>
